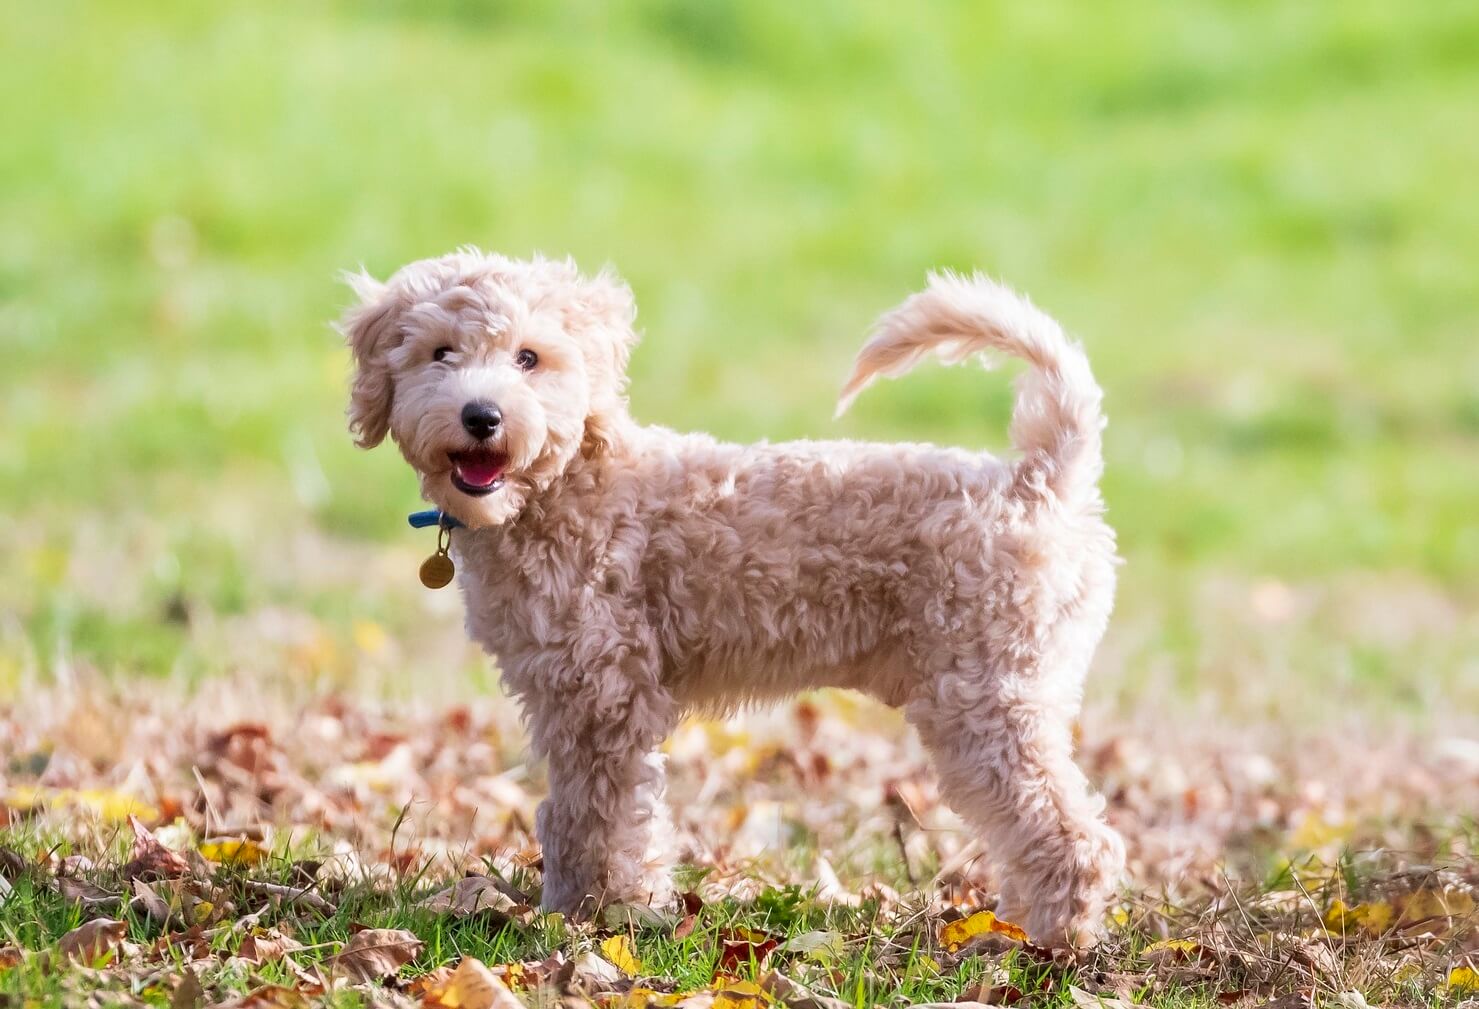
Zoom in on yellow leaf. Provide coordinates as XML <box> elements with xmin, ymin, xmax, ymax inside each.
<box><xmin>600</xmin><ymin>935</ymin><xmax>643</xmax><ymax>976</ymax></box>
<box><xmin>1446</xmin><ymin>966</ymin><xmax>1479</xmax><ymax>992</ymax></box>
<box><xmin>422</xmin><ymin>957</ymin><xmax>522</xmax><ymax>1009</ymax></box>
<box><xmin>5</xmin><ymin>787</ymin><xmax>157</xmax><ymax>823</ymax></box>
<box><xmin>604</xmin><ymin>989</ymin><xmax>686</xmax><ymax>1008</ymax></box>
<box><xmin>352</xmin><ymin>620</ymin><xmax>389</xmax><ymax>656</ymax></box>
<box><xmin>1141</xmin><ymin>938</ymin><xmax>1203</xmax><ymax>964</ymax></box>
<box><xmin>1399</xmin><ymin>887</ymin><xmax>1476</xmax><ymax>925</ymax></box>
<box><xmin>1290</xmin><ymin>813</ymin><xmax>1350</xmax><ymax>851</ymax></box>
<box><xmin>499</xmin><ymin>962</ymin><xmax>526</xmax><ymax>989</ymax></box>
<box><xmin>1324</xmin><ymin>899</ymin><xmax>1394</xmax><ymax>936</ymax></box>
<box><xmin>200</xmin><ymin>838</ymin><xmax>267</xmax><ymax>867</ymax></box>
<box><xmin>939</xmin><ymin>910</ymin><xmax>1029</xmax><ymax>951</ymax></box>
<box><xmin>713</xmin><ymin>978</ymin><xmax>771</xmax><ymax>1009</ymax></box>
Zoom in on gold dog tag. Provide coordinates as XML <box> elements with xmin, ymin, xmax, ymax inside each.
<box><xmin>419</xmin><ymin>525</ymin><xmax>455</xmax><ymax>589</ymax></box>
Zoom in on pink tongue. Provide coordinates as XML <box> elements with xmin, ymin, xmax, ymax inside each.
<box><xmin>457</xmin><ymin>459</ymin><xmax>503</xmax><ymax>487</ymax></box>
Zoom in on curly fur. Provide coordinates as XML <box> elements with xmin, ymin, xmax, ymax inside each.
<box><xmin>342</xmin><ymin>248</ymin><xmax>1125</xmax><ymax>947</ymax></box>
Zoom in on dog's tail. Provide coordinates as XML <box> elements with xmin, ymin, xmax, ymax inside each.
<box><xmin>836</xmin><ymin>271</ymin><xmax>1105</xmax><ymax>511</ymax></box>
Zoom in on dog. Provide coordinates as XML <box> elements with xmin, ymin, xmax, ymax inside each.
<box><xmin>341</xmin><ymin>248</ymin><xmax>1124</xmax><ymax>947</ymax></box>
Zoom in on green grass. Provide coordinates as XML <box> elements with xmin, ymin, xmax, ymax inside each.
<box><xmin>2</xmin><ymin>821</ymin><xmax>1475</xmax><ymax>1008</ymax></box>
<box><xmin>2</xmin><ymin>5</ymin><xmax>1478</xmax><ymax>1001</ymax></box>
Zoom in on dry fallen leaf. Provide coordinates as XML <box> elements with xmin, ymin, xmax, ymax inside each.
<box><xmin>939</xmin><ymin>910</ymin><xmax>1029</xmax><ymax>952</ymax></box>
<box><xmin>122</xmin><ymin>815</ymin><xmax>191</xmax><ymax>881</ymax></box>
<box><xmin>56</xmin><ymin>875</ymin><xmax>122</xmax><ymax>913</ymax></box>
<box><xmin>1399</xmin><ymin>886</ymin><xmax>1476</xmax><ymax>927</ymax></box>
<box><xmin>420</xmin><ymin>956</ymin><xmax>524</xmax><ymax>1009</ymax></box>
<box><xmin>1447</xmin><ymin>965</ymin><xmax>1479</xmax><ymax>992</ymax></box>
<box><xmin>171</xmin><ymin>967</ymin><xmax>205</xmax><ymax>1009</ymax></box>
<box><xmin>1069</xmin><ymin>985</ymin><xmax>1137</xmax><ymax>1009</ymax></box>
<box><xmin>57</xmin><ymin>917</ymin><xmax>129</xmax><ymax>965</ymax></box>
<box><xmin>327</xmin><ymin>927</ymin><xmax>425</xmax><ymax>983</ymax></box>
<box><xmin>1323</xmin><ymin>899</ymin><xmax>1394</xmax><ymax>936</ymax></box>
<box><xmin>237</xmin><ymin>926</ymin><xmax>303</xmax><ymax>964</ymax></box>
<box><xmin>200</xmin><ymin>838</ymin><xmax>268</xmax><ymax>868</ymax></box>
<box><xmin>601</xmin><ymin>934</ymin><xmax>643</xmax><ymax>976</ymax></box>
<box><xmin>711</xmin><ymin>978</ymin><xmax>770</xmax><ymax>1009</ymax></box>
<box><xmin>131</xmin><ymin>878</ymin><xmax>174</xmax><ymax>925</ymax></box>
<box><xmin>568</xmin><ymin>950</ymin><xmax>624</xmax><ymax>993</ymax></box>
<box><xmin>1140</xmin><ymin>938</ymin><xmax>1205</xmax><ymax>965</ymax></box>
<box><xmin>777</xmin><ymin>930</ymin><xmax>844</xmax><ymax>965</ymax></box>
<box><xmin>213</xmin><ymin>985</ymin><xmax>310</xmax><ymax>1008</ymax></box>
<box><xmin>759</xmin><ymin>970</ymin><xmax>848</xmax><ymax>1009</ymax></box>
<box><xmin>419</xmin><ymin>875</ymin><xmax>529</xmax><ymax>923</ymax></box>
<box><xmin>717</xmin><ymin>928</ymin><xmax>779</xmax><ymax>974</ymax></box>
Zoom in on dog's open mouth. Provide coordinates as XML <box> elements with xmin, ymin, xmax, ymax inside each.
<box><xmin>449</xmin><ymin>449</ymin><xmax>508</xmax><ymax>497</ymax></box>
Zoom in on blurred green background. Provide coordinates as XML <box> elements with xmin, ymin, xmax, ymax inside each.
<box><xmin>2</xmin><ymin>1</ymin><xmax>1475</xmax><ymax>717</ymax></box>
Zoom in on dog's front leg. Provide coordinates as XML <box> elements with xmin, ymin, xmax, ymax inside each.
<box><xmin>522</xmin><ymin>629</ymin><xmax>677</xmax><ymax>916</ymax></box>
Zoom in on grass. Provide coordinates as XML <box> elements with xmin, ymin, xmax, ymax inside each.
<box><xmin>1</xmin><ymin>818</ymin><xmax>1475</xmax><ymax>1008</ymax></box>
<box><xmin>3</xmin><ymin>1</ymin><xmax>1479</xmax><ymax>1005</ymax></box>
<box><xmin>2</xmin><ymin>1</ymin><xmax>1477</xmax><ymax>713</ymax></box>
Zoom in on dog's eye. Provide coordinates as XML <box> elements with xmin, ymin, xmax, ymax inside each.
<box><xmin>516</xmin><ymin>348</ymin><xmax>538</xmax><ymax>371</ymax></box>
<box><xmin>433</xmin><ymin>346</ymin><xmax>454</xmax><ymax>362</ymax></box>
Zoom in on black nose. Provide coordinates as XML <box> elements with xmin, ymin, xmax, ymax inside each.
<box><xmin>461</xmin><ymin>401</ymin><xmax>502</xmax><ymax>440</ymax></box>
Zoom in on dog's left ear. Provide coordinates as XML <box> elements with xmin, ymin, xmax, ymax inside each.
<box><xmin>568</xmin><ymin>266</ymin><xmax>639</xmax><ymax>373</ymax></box>
<box><xmin>564</xmin><ymin>266</ymin><xmax>639</xmax><ymax>449</ymax></box>
<box><xmin>339</xmin><ymin>270</ymin><xmax>405</xmax><ymax>449</ymax></box>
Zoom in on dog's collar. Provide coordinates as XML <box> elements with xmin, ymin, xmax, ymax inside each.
<box><xmin>407</xmin><ymin>509</ymin><xmax>465</xmax><ymax>530</ymax></box>
<box><xmin>409</xmin><ymin>510</ymin><xmax>463</xmax><ymax>589</ymax></box>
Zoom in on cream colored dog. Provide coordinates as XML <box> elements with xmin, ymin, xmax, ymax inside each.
<box><xmin>342</xmin><ymin>248</ymin><xmax>1124</xmax><ymax>947</ymax></box>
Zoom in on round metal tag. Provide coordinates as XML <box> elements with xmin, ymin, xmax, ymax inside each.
<box><xmin>419</xmin><ymin>553</ymin><xmax>455</xmax><ymax>589</ymax></box>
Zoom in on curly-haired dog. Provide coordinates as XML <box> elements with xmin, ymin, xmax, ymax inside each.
<box><xmin>342</xmin><ymin>249</ymin><xmax>1124</xmax><ymax>947</ymax></box>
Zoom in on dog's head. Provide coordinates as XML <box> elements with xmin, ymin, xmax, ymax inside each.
<box><xmin>341</xmin><ymin>248</ymin><xmax>637</xmax><ymax>527</ymax></box>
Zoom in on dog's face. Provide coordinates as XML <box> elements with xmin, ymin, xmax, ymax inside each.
<box><xmin>341</xmin><ymin>250</ymin><xmax>637</xmax><ymax>527</ymax></box>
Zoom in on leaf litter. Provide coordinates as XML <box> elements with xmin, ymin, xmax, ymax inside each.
<box><xmin>0</xmin><ymin>679</ymin><xmax>1474</xmax><ymax>1007</ymax></box>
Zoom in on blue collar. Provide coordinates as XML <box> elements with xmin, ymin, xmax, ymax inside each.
<box><xmin>407</xmin><ymin>509</ymin><xmax>465</xmax><ymax>530</ymax></box>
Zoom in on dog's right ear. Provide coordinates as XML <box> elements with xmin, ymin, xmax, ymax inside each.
<box><xmin>339</xmin><ymin>270</ymin><xmax>404</xmax><ymax>448</ymax></box>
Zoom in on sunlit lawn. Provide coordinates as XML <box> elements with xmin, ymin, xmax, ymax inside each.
<box><xmin>1</xmin><ymin>3</ymin><xmax>1478</xmax><ymax>1004</ymax></box>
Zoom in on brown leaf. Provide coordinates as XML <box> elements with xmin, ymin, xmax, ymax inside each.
<box><xmin>213</xmin><ymin>986</ymin><xmax>310</xmax><ymax>1009</ymax></box>
<box><xmin>237</xmin><ymin>927</ymin><xmax>303</xmax><ymax>964</ymax></box>
<box><xmin>239</xmin><ymin>879</ymin><xmax>335</xmax><ymax>915</ymax></box>
<box><xmin>0</xmin><ymin>847</ymin><xmax>29</xmax><ymax>880</ymax></box>
<box><xmin>674</xmin><ymin>914</ymin><xmax>698</xmax><ymax>940</ymax></box>
<box><xmin>56</xmin><ymin>876</ymin><xmax>123</xmax><ymax>913</ymax></box>
<box><xmin>171</xmin><ymin>968</ymin><xmax>205</xmax><ymax>1009</ymax></box>
<box><xmin>759</xmin><ymin>971</ymin><xmax>850</xmax><ymax>1009</ymax></box>
<box><xmin>418</xmin><ymin>875</ymin><xmax>529</xmax><ymax>923</ymax></box>
<box><xmin>131</xmin><ymin>878</ymin><xmax>174</xmax><ymax>925</ymax></box>
<box><xmin>122</xmin><ymin>815</ymin><xmax>191</xmax><ymax>881</ymax></box>
<box><xmin>1068</xmin><ymin>985</ymin><xmax>1137</xmax><ymax>1009</ymax></box>
<box><xmin>57</xmin><ymin>917</ymin><xmax>129</xmax><ymax>965</ymax></box>
<box><xmin>717</xmin><ymin>927</ymin><xmax>779</xmax><ymax>974</ymax></box>
<box><xmin>327</xmin><ymin>927</ymin><xmax>424</xmax><ymax>983</ymax></box>
<box><xmin>1253</xmin><ymin>992</ymin><xmax>1314</xmax><ymax>1009</ymax></box>
<box><xmin>959</xmin><ymin>983</ymin><xmax>1026</xmax><ymax>1005</ymax></box>
<box><xmin>567</xmin><ymin>951</ymin><xmax>625</xmax><ymax>994</ymax></box>
<box><xmin>0</xmin><ymin>945</ymin><xmax>24</xmax><ymax>969</ymax></box>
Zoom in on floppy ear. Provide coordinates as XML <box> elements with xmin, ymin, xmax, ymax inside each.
<box><xmin>574</xmin><ymin>267</ymin><xmax>639</xmax><ymax>374</ymax></box>
<box><xmin>339</xmin><ymin>270</ymin><xmax>404</xmax><ymax>448</ymax></box>
<box><xmin>566</xmin><ymin>267</ymin><xmax>640</xmax><ymax>450</ymax></box>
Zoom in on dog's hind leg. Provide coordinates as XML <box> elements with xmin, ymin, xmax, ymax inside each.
<box><xmin>906</xmin><ymin>676</ymin><xmax>1124</xmax><ymax>948</ymax></box>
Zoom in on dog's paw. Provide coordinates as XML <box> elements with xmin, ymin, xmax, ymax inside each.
<box><xmin>1022</xmin><ymin>823</ymin><xmax>1126</xmax><ymax>950</ymax></box>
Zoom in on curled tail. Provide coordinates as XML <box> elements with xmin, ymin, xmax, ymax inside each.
<box><xmin>836</xmin><ymin>271</ymin><xmax>1105</xmax><ymax>511</ymax></box>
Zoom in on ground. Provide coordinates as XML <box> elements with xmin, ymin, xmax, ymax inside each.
<box><xmin>1</xmin><ymin>1</ymin><xmax>1477</xmax><ymax>1006</ymax></box>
